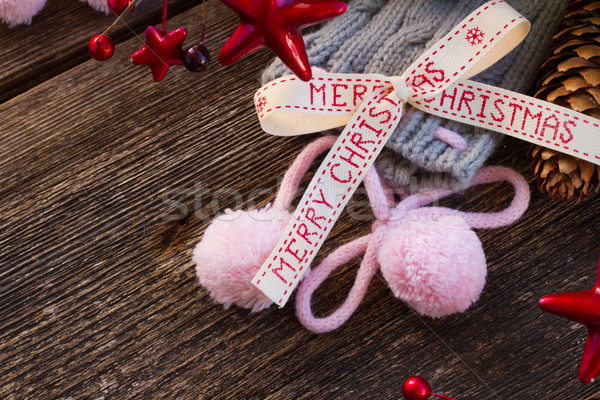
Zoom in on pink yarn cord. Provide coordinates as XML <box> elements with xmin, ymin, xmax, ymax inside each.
<box><xmin>464</xmin><ymin>166</ymin><xmax>530</xmax><ymax>228</ymax></box>
<box><xmin>363</xmin><ymin>167</ymin><xmax>395</xmax><ymax>220</ymax></box>
<box><xmin>397</xmin><ymin>166</ymin><xmax>530</xmax><ymax>229</ymax></box>
<box><xmin>273</xmin><ymin>135</ymin><xmax>337</xmax><ymax>210</ymax></box>
<box><xmin>295</xmin><ymin>231</ymin><xmax>384</xmax><ymax>333</ymax></box>
<box><xmin>295</xmin><ymin>169</ymin><xmax>397</xmax><ymax>333</ymax></box>
<box><xmin>295</xmin><ymin>163</ymin><xmax>529</xmax><ymax>333</ymax></box>
<box><xmin>434</xmin><ymin>126</ymin><xmax>468</xmax><ymax>151</ymax></box>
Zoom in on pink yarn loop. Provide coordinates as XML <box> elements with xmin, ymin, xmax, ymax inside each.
<box><xmin>295</xmin><ymin>162</ymin><xmax>530</xmax><ymax>333</ymax></box>
<box><xmin>296</xmin><ymin>234</ymin><xmax>377</xmax><ymax>333</ymax></box>
<box><xmin>393</xmin><ymin>166</ymin><xmax>530</xmax><ymax>228</ymax></box>
<box><xmin>434</xmin><ymin>126</ymin><xmax>468</xmax><ymax>151</ymax></box>
<box><xmin>465</xmin><ymin>166</ymin><xmax>530</xmax><ymax>228</ymax></box>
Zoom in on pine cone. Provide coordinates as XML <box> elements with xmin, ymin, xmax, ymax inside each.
<box><xmin>529</xmin><ymin>0</ymin><xmax>600</xmax><ymax>202</ymax></box>
<box><xmin>529</xmin><ymin>145</ymin><xmax>599</xmax><ymax>201</ymax></box>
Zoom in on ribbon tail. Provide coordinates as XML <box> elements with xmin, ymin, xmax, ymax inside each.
<box><xmin>409</xmin><ymin>79</ymin><xmax>600</xmax><ymax>167</ymax></box>
<box><xmin>252</xmin><ymin>87</ymin><xmax>403</xmax><ymax>306</ymax></box>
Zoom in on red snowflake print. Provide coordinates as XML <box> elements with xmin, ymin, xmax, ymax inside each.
<box><xmin>466</xmin><ymin>27</ymin><xmax>485</xmax><ymax>46</ymax></box>
<box><xmin>256</xmin><ymin>95</ymin><xmax>267</xmax><ymax>113</ymax></box>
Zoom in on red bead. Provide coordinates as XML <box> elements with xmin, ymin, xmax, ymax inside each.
<box><xmin>183</xmin><ymin>45</ymin><xmax>210</xmax><ymax>72</ymax></box>
<box><xmin>89</xmin><ymin>35</ymin><xmax>115</xmax><ymax>61</ymax></box>
<box><xmin>402</xmin><ymin>376</ymin><xmax>432</xmax><ymax>400</ymax></box>
<box><xmin>107</xmin><ymin>0</ymin><xmax>134</xmax><ymax>16</ymax></box>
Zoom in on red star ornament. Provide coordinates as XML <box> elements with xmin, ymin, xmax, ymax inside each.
<box><xmin>131</xmin><ymin>26</ymin><xmax>188</xmax><ymax>82</ymax></box>
<box><xmin>539</xmin><ymin>250</ymin><xmax>600</xmax><ymax>384</ymax></box>
<box><xmin>219</xmin><ymin>0</ymin><xmax>347</xmax><ymax>82</ymax></box>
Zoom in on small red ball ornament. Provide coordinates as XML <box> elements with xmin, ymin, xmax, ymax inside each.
<box><xmin>88</xmin><ymin>34</ymin><xmax>115</xmax><ymax>61</ymax></box>
<box><xmin>107</xmin><ymin>0</ymin><xmax>134</xmax><ymax>16</ymax></box>
<box><xmin>402</xmin><ymin>377</ymin><xmax>458</xmax><ymax>400</ymax></box>
<box><xmin>403</xmin><ymin>376</ymin><xmax>433</xmax><ymax>400</ymax></box>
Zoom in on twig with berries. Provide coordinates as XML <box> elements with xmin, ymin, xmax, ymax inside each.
<box><xmin>89</xmin><ymin>0</ymin><xmax>210</xmax><ymax>82</ymax></box>
<box><xmin>88</xmin><ymin>0</ymin><xmax>139</xmax><ymax>61</ymax></box>
<box><xmin>89</xmin><ymin>0</ymin><xmax>348</xmax><ymax>83</ymax></box>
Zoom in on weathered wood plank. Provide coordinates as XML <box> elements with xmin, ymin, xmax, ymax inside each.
<box><xmin>0</xmin><ymin>1</ymin><xmax>599</xmax><ymax>399</ymax></box>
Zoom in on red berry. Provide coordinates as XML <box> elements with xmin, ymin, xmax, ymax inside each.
<box><xmin>89</xmin><ymin>35</ymin><xmax>115</xmax><ymax>61</ymax></box>
<box><xmin>183</xmin><ymin>44</ymin><xmax>210</xmax><ymax>72</ymax></box>
<box><xmin>402</xmin><ymin>376</ymin><xmax>432</xmax><ymax>400</ymax></box>
<box><xmin>107</xmin><ymin>0</ymin><xmax>134</xmax><ymax>16</ymax></box>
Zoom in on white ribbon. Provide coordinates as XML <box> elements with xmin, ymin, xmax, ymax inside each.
<box><xmin>251</xmin><ymin>1</ymin><xmax>600</xmax><ymax>307</ymax></box>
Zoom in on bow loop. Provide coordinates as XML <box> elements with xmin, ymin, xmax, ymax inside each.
<box><xmin>399</xmin><ymin>1</ymin><xmax>530</xmax><ymax>100</ymax></box>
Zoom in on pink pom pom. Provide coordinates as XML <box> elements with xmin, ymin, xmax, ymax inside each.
<box><xmin>0</xmin><ymin>0</ymin><xmax>46</xmax><ymax>27</ymax></box>
<box><xmin>378</xmin><ymin>209</ymin><xmax>487</xmax><ymax>318</ymax></box>
<box><xmin>193</xmin><ymin>206</ymin><xmax>291</xmax><ymax>312</ymax></box>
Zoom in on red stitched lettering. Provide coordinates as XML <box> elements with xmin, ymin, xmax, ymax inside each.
<box><xmin>339</xmin><ymin>145</ymin><xmax>366</xmax><ymax>168</ymax></box>
<box><xmin>522</xmin><ymin>107</ymin><xmax>542</xmax><ymax>136</ymax></box>
<box><xmin>457</xmin><ymin>90</ymin><xmax>475</xmax><ymax>114</ymax></box>
<box><xmin>313</xmin><ymin>188</ymin><xmax>333</xmax><ymax>209</ymax></box>
<box><xmin>350</xmin><ymin>132</ymin><xmax>375</xmax><ymax>152</ymax></box>
<box><xmin>330</xmin><ymin>163</ymin><xmax>352</xmax><ymax>183</ymax></box>
<box><xmin>377</xmin><ymin>96</ymin><xmax>398</xmax><ymax>107</ymax></box>
<box><xmin>492</xmin><ymin>99</ymin><xmax>505</xmax><ymax>122</ymax></box>
<box><xmin>353</xmin><ymin>84</ymin><xmax>368</xmax><ymax>106</ymax></box>
<box><xmin>440</xmin><ymin>88</ymin><xmax>458</xmax><ymax>110</ymax></box>
<box><xmin>285</xmin><ymin>238</ymin><xmax>306</xmax><ymax>262</ymax></box>
<box><xmin>297</xmin><ymin>223</ymin><xmax>318</xmax><ymax>245</ymax></box>
<box><xmin>332</xmin><ymin>84</ymin><xmax>348</xmax><ymax>107</ymax></box>
<box><xmin>425</xmin><ymin>61</ymin><xmax>445</xmax><ymax>82</ymax></box>
<box><xmin>477</xmin><ymin>94</ymin><xmax>489</xmax><ymax>118</ymax></box>
<box><xmin>360</xmin><ymin>117</ymin><xmax>385</xmax><ymax>134</ymax></box>
<box><xmin>508</xmin><ymin>102</ymin><xmax>523</xmax><ymax>127</ymax></box>
<box><xmin>271</xmin><ymin>258</ymin><xmax>294</xmax><ymax>283</ymax></box>
<box><xmin>305</xmin><ymin>207</ymin><xmax>325</xmax><ymax>229</ymax></box>
<box><xmin>541</xmin><ymin>115</ymin><xmax>560</xmax><ymax>140</ymax></box>
<box><xmin>310</xmin><ymin>82</ymin><xmax>326</xmax><ymax>106</ymax></box>
<box><xmin>561</xmin><ymin>120</ymin><xmax>576</xmax><ymax>143</ymax></box>
<box><xmin>413</xmin><ymin>74</ymin><xmax>434</xmax><ymax>89</ymax></box>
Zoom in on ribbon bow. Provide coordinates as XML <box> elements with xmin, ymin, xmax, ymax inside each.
<box><xmin>251</xmin><ymin>1</ymin><xmax>600</xmax><ymax>307</ymax></box>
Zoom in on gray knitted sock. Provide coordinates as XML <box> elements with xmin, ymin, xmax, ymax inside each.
<box><xmin>261</xmin><ymin>0</ymin><xmax>567</xmax><ymax>190</ymax></box>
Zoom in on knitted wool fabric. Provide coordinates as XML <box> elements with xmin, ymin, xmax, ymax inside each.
<box><xmin>261</xmin><ymin>0</ymin><xmax>566</xmax><ymax>190</ymax></box>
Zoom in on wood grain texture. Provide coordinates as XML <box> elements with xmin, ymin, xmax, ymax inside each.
<box><xmin>0</xmin><ymin>1</ymin><xmax>599</xmax><ymax>399</ymax></box>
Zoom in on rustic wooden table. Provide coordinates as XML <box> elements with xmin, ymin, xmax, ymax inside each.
<box><xmin>1</xmin><ymin>0</ymin><xmax>600</xmax><ymax>398</ymax></box>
